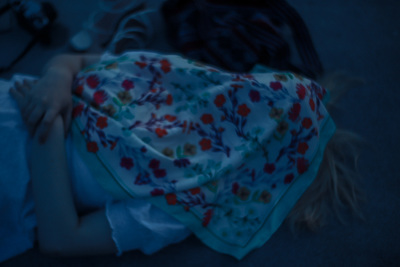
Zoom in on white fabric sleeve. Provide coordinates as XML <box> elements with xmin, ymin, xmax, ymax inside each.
<box><xmin>105</xmin><ymin>198</ymin><xmax>191</xmax><ymax>256</ymax></box>
<box><xmin>0</xmin><ymin>76</ymin><xmax>37</xmax><ymax>262</ymax></box>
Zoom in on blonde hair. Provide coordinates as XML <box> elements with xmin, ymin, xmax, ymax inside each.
<box><xmin>286</xmin><ymin>72</ymin><xmax>365</xmax><ymax>231</ymax></box>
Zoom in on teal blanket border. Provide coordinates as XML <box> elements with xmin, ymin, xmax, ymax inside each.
<box><xmin>71</xmin><ymin>115</ymin><xmax>336</xmax><ymax>259</ymax></box>
<box><xmin>150</xmin><ymin>116</ymin><xmax>336</xmax><ymax>259</ymax></box>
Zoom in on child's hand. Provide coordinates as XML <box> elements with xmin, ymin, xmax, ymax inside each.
<box><xmin>9</xmin><ymin>69</ymin><xmax>73</xmax><ymax>143</ymax></box>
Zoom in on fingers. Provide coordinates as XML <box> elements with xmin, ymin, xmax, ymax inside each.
<box><xmin>26</xmin><ymin>106</ymin><xmax>45</xmax><ymax>135</ymax></box>
<box><xmin>11</xmin><ymin>81</ymin><xmax>40</xmax><ymax>133</ymax></box>
<box><xmin>10</xmin><ymin>89</ymin><xmax>45</xmax><ymax>136</ymax></box>
<box><xmin>63</xmin><ymin>105</ymin><xmax>72</xmax><ymax>137</ymax></box>
<box><xmin>9</xmin><ymin>87</ymin><xmax>24</xmax><ymax>107</ymax></box>
<box><xmin>11</xmin><ymin>80</ymin><xmax>32</xmax><ymax>110</ymax></box>
<box><xmin>24</xmin><ymin>79</ymin><xmax>38</xmax><ymax>86</ymax></box>
<box><xmin>22</xmin><ymin>102</ymin><xmax>36</xmax><ymax>119</ymax></box>
<box><xmin>12</xmin><ymin>79</ymin><xmax>49</xmax><ymax>133</ymax></box>
<box><xmin>14</xmin><ymin>80</ymin><xmax>31</xmax><ymax>98</ymax></box>
<box><xmin>10</xmin><ymin>81</ymin><xmax>36</xmax><ymax>124</ymax></box>
<box><xmin>10</xmin><ymin>78</ymin><xmax>68</xmax><ymax>143</ymax></box>
<box><xmin>35</xmin><ymin>109</ymin><xmax>58</xmax><ymax>143</ymax></box>
<box><xmin>13</xmin><ymin>79</ymin><xmax>36</xmax><ymax>95</ymax></box>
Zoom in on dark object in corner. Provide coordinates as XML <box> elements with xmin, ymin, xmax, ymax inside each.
<box><xmin>0</xmin><ymin>0</ymin><xmax>57</xmax><ymax>74</ymax></box>
<box><xmin>162</xmin><ymin>0</ymin><xmax>323</xmax><ymax>79</ymax></box>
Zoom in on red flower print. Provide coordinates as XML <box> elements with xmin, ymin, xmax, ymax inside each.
<box><xmin>86</xmin><ymin>75</ymin><xmax>100</xmax><ymax>89</ymax></box>
<box><xmin>199</xmin><ymin>138</ymin><xmax>212</xmax><ymax>151</ymax></box>
<box><xmin>249</xmin><ymin>90</ymin><xmax>260</xmax><ymax>102</ymax></box>
<box><xmin>181</xmin><ymin>121</ymin><xmax>187</xmax><ymax>132</ymax></box>
<box><xmin>289</xmin><ymin>103</ymin><xmax>301</xmax><ymax>122</ymax></box>
<box><xmin>93</xmin><ymin>90</ymin><xmax>107</xmax><ymax>105</ymax></box>
<box><xmin>141</xmin><ymin>146</ymin><xmax>147</xmax><ymax>153</ymax></box>
<box><xmin>296</xmin><ymin>84</ymin><xmax>306</xmax><ymax>100</ymax></box>
<box><xmin>202</xmin><ymin>209</ymin><xmax>213</xmax><ymax>227</ymax></box>
<box><xmin>86</xmin><ymin>141</ymin><xmax>98</xmax><ymax>153</ymax></box>
<box><xmin>302</xmin><ymin>118</ymin><xmax>313</xmax><ymax>129</ymax></box>
<box><xmin>297</xmin><ymin>142</ymin><xmax>309</xmax><ymax>155</ymax></box>
<box><xmin>270</xmin><ymin>81</ymin><xmax>282</xmax><ymax>91</ymax></box>
<box><xmin>122</xmin><ymin>79</ymin><xmax>134</xmax><ymax>91</ymax></box>
<box><xmin>155</xmin><ymin>128</ymin><xmax>168</xmax><ymax>138</ymax></box>
<box><xmin>297</xmin><ymin>157</ymin><xmax>309</xmax><ymax>174</ymax></box>
<box><xmin>208</xmin><ymin>68</ymin><xmax>219</xmax><ymax>73</ymax></box>
<box><xmin>165</xmin><ymin>193</ymin><xmax>177</xmax><ymax>205</ymax></box>
<box><xmin>135</xmin><ymin>61</ymin><xmax>147</xmax><ymax>69</ymax></box>
<box><xmin>230</xmin><ymin>84</ymin><xmax>243</xmax><ymax>89</ymax></box>
<box><xmin>165</xmin><ymin>94</ymin><xmax>173</xmax><ymax>105</ymax></box>
<box><xmin>174</xmin><ymin>158</ymin><xmax>191</xmax><ymax>168</ymax></box>
<box><xmin>110</xmin><ymin>141</ymin><xmax>117</xmax><ymax>150</ymax></box>
<box><xmin>263</xmin><ymin>163</ymin><xmax>276</xmax><ymax>174</ymax></box>
<box><xmin>164</xmin><ymin>115</ymin><xmax>177</xmax><ymax>122</ymax></box>
<box><xmin>189</xmin><ymin>187</ymin><xmax>201</xmax><ymax>195</ymax></box>
<box><xmin>284</xmin><ymin>173</ymin><xmax>294</xmax><ymax>184</ymax></box>
<box><xmin>232</xmin><ymin>182</ymin><xmax>239</xmax><ymax>194</ymax></box>
<box><xmin>120</xmin><ymin>157</ymin><xmax>134</xmax><ymax>170</ymax></box>
<box><xmin>149</xmin><ymin>159</ymin><xmax>160</xmax><ymax>169</ymax></box>
<box><xmin>232</xmin><ymin>76</ymin><xmax>244</xmax><ymax>82</ymax></box>
<box><xmin>201</xmin><ymin>114</ymin><xmax>214</xmax><ymax>124</ymax></box>
<box><xmin>237</xmin><ymin>104</ymin><xmax>251</xmax><ymax>117</ymax></box>
<box><xmin>160</xmin><ymin>59</ymin><xmax>171</xmax><ymax>73</ymax></box>
<box><xmin>274</xmin><ymin>74</ymin><xmax>288</xmax><ymax>82</ymax></box>
<box><xmin>259</xmin><ymin>190</ymin><xmax>272</xmax><ymax>203</ymax></box>
<box><xmin>96</xmin><ymin>116</ymin><xmax>108</xmax><ymax>129</ymax></box>
<box><xmin>238</xmin><ymin>186</ymin><xmax>250</xmax><ymax>201</ymax></box>
<box><xmin>105</xmin><ymin>62</ymin><xmax>118</xmax><ymax>70</ymax></box>
<box><xmin>153</xmin><ymin>169</ymin><xmax>167</xmax><ymax>178</ymax></box>
<box><xmin>150</xmin><ymin>188</ymin><xmax>164</xmax><ymax>196</ymax></box>
<box><xmin>251</xmin><ymin>169</ymin><xmax>256</xmax><ymax>180</ymax></box>
<box><xmin>309</xmin><ymin>98</ymin><xmax>315</xmax><ymax>111</ymax></box>
<box><xmin>72</xmin><ymin>104</ymin><xmax>84</xmax><ymax>118</ymax></box>
<box><xmin>75</xmin><ymin>85</ymin><xmax>84</xmax><ymax>96</ymax></box>
<box><xmin>214</xmin><ymin>94</ymin><xmax>226</xmax><ymax>107</ymax></box>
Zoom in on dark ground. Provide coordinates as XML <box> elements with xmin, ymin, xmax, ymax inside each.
<box><xmin>1</xmin><ymin>0</ymin><xmax>400</xmax><ymax>266</ymax></box>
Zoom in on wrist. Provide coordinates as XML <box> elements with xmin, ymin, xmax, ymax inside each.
<box><xmin>43</xmin><ymin>66</ymin><xmax>72</xmax><ymax>80</ymax></box>
<box><xmin>43</xmin><ymin>54</ymin><xmax>84</xmax><ymax>77</ymax></box>
<box><xmin>41</xmin><ymin>67</ymin><xmax>74</xmax><ymax>92</ymax></box>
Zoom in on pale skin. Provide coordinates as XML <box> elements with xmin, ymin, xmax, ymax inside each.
<box><xmin>9</xmin><ymin>55</ymin><xmax>117</xmax><ymax>256</ymax></box>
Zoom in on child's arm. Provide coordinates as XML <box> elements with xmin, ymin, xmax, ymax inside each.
<box><xmin>10</xmin><ymin>54</ymin><xmax>100</xmax><ymax>143</ymax></box>
<box><xmin>30</xmin><ymin>115</ymin><xmax>117</xmax><ymax>256</ymax></box>
<box><xmin>10</xmin><ymin>55</ymin><xmax>118</xmax><ymax>256</ymax></box>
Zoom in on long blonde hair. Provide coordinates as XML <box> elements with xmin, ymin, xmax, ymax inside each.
<box><xmin>286</xmin><ymin>72</ymin><xmax>365</xmax><ymax>231</ymax></box>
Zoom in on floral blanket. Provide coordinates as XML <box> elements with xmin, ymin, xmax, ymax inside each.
<box><xmin>71</xmin><ymin>51</ymin><xmax>335</xmax><ymax>259</ymax></box>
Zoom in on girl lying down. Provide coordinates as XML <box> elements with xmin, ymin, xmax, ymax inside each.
<box><xmin>1</xmin><ymin>51</ymin><xmax>362</xmax><ymax>261</ymax></box>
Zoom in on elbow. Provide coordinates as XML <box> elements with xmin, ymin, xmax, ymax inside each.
<box><xmin>37</xmin><ymin>232</ymin><xmax>77</xmax><ymax>257</ymax></box>
<box><xmin>39</xmin><ymin>241</ymin><xmax>78</xmax><ymax>257</ymax></box>
<box><xmin>38</xmin><ymin>240</ymin><xmax>64</xmax><ymax>256</ymax></box>
<box><xmin>39</xmin><ymin>244</ymin><xmax>62</xmax><ymax>256</ymax></box>
<box><xmin>38</xmin><ymin>236</ymin><xmax>66</xmax><ymax>256</ymax></box>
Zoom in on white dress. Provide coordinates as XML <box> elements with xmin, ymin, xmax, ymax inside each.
<box><xmin>0</xmin><ymin>75</ymin><xmax>191</xmax><ymax>263</ymax></box>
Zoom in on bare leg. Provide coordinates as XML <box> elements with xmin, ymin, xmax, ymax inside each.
<box><xmin>30</xmin><ymin>116</ymin><xmax>116</xmax><ymax>255</ymax></box>
<box><xmin>30</xmin><ymin>116</ymin><xmax>79</xmax><ymax>252</ymax></box>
